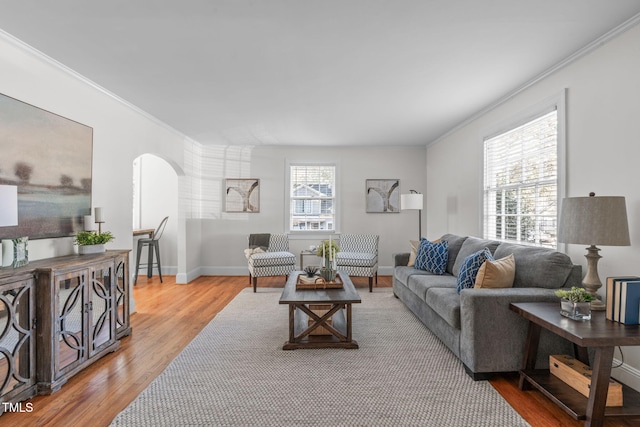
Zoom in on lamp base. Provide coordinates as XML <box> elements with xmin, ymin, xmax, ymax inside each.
<box><xmin>583</xmin><ymin>245</ymin><xmax>605</xmax><ymax>311</ymax></box>
<box><xmin>590</xmin><ymin>298</ymin><xmax>606</xmax><ymax>311</ymax></box>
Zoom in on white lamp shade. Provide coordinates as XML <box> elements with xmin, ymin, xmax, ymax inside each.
<box><xmin>558</xmin><ymin>195</ymin><xmax>630</xmax><ymax>246</ymax></box>
<box><xmin>0</xmin><ymin>185</ymin><xmax>18</xmax><ymax>227</ymax></box>
<box><xmin>401</xmin><ymin>193</ymin><xmax>423</xmax><ymax>210</ymax></box>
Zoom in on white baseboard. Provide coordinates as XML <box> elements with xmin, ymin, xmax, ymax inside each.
<box><xmin>611</xmin><ymin>356</ymin><xmax>640</xmax><ymax>392</ymax></box>
<box><xmin>143</xmin><ymin>265</ymin><xmax>395</xmax><ymax>283</ymax></box>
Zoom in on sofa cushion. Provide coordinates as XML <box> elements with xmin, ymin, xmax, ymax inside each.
<box><xmin>456</xmin><ymin>248</ymin><xmax>492</xmax><ymax>293</ymax></box>
<box><xmin>407</xmin><ymin>240</ymin><xmax>420</xmax><ymax>266</ymax></box>
<box><xmin>440</xmin><ymin>234</ymin><xmax>468</xmax><ymax>275</ymax></box>
<box><xmin>394</xmin><ymin>266</ymin><xmax>432</xmax><ymax>286</ymax></box>
<box><xmin>474</xmin><ymin>254</ymin><xmax>516</xmax><ymax>289</ymax></box>
<box><xmin>426</xmin><ymin>287</ymin><xmax>461</xmax><ymax>329</ymax></box>
<box><xmin>408</xmin><ymin>273</ymin><xmax>457</xmax><ymax>301</ymax></box>
<box><xmin>452</xmin><ymin>237</ymin><xmax>500</xmax><ymax>277</ymax></box>
<box><xmin>493</xmin><ymin>243</ymin><xmax>574</xmax><ymax>289</ymax></box>
<box><xmin>415</xmin><ymin>239</ymin><xmax>448</xmax><ymax>274</ymax></box>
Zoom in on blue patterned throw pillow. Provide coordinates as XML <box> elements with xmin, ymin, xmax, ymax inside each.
<box><xmin>414</xmin><ymin>239</ymin><xmax>448</xmax><ymax>275</ymax></box>
<box><xmin>456</xmin><ymin>248</ymin><xmax>493</xmax><ymax>293</ymax></box>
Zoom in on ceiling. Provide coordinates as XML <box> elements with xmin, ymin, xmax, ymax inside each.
<box><xmin>1</xmin><ymin>1</ymin><xmax>640</xmax><ymax>147</ymax></box>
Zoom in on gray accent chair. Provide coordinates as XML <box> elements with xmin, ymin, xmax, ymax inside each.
<box><xmin>393</xmin><ymin>234</ymin><xmax>582</xmax><ymax>380</ymax></box>
<box><xmin>247</xmin><ymin>233</ymin><xmax>296</xmax><ymax>292</ymax></box>
<box><xmin>336</xmin><ymin>234</ymin><xmax>379</xmax><ymax>292</ymax></box>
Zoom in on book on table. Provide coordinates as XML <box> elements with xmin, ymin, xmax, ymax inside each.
<box><xmin>619</xmin><ymin>280</ymin><xmax>640</xmax><ymax>325</ymax></box>
<box><xmin>606</xmin><ymin>276</ymin><xmax>640</xmax><ymax>321</ymax></box>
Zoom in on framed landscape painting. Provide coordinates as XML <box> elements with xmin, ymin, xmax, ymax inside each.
<box><xmin>225</xmin><ymin>178</ymin><xmax>260</xmax><ymax>213</ymax></box>
<box><xmin>366</xmin><ymin>179</ymin><xmax>400</xmax><ymax>213</ymax></box>
<box><xmin>0</xmin><ymin>93</ymin><xmax>93</xmax><ymax>239</ymax></box>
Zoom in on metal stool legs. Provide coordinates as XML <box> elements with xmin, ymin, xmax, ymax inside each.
<box><xmin>134</xmin><ymin>239</ymin><xmax>163</xmax><ymax>284</ymax></box>
<box><xmin>151</xmin><ymin>240</ymin><xmax>162</xmax><ymax>282</ymax></box>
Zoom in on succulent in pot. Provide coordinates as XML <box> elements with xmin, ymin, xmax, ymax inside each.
<box><xmin>554</xmin><ymin>286</ymin><xmax>594</xmax><ymax>303</ymax></box>
<box><xmin>74</xmin><ymin>231</ymin><xmax>115</xmax><ymax>254</ymax></box>
<box><xmin>555</xmin><ymin>287</ymin><xmax>593</xmax><ymax>320</ymax></box>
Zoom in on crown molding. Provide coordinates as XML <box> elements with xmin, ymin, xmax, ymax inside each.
<box><xmin>0</xmin><ymin>28</ymin><xmax>200</xmax><ymax>146</ymax></box>
<box><xmin>428</xmin><ymin>12</ymin><xmax>640</xmax><ymax>147</ymax></box>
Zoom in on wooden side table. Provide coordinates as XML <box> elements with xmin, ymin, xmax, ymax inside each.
<box><xmin>299</xmin><ymin>250</ymin><xmax>319</xmax><ymax>270</ymax></box>
<box><xmin>510</xmin><ymin>302</ymin><xmax>640</xmax><ymax>427</ymax></box>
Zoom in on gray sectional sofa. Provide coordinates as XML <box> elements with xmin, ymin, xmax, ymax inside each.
<box><xmin>393</xmin><ymin>234</ymin><xmax>582</xmax><ymax>380</ymax></box>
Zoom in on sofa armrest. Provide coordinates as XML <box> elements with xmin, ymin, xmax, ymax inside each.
<box><xmin>393</xmin><ymin>252</ymin><xmax>410</xmax><ymax>267</ymax></box>
<box><xmin>459</xmin><ymin>287</ymin><xmax>571</xmax><ymax>375</ymax></box>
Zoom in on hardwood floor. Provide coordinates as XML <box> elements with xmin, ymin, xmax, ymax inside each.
<box><xmin>3</xmin><ymin>275</ymin><xmax>638</xmax><ymax>426</ymax></box>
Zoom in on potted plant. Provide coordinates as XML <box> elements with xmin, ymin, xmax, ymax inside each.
<box><xmin>555</xmin><ymin>286</ymin><xmax>594</xmax><ymax>320</ymax></box>
<box><xmin>74</xmin><ymin>231</ymin><xmax>115</xmax><ymax>254</ymax></box>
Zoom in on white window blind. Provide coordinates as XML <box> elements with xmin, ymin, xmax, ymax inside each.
<box><xmin>289</xmin><ymin>164</ymin><xmax>335</xmax><ymax>231</ymax></box>
<box><xmin>483</xmin><ymin>109</ymin><xmax>558</xmax><ymax>248</ymax></box>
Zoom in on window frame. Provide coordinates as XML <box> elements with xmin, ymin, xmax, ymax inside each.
<box><xmin>480</xmin><ymin>90</ymin><xmax>566</xmax><ymax>249</ymax></box>
<box><xmin>285</xmin><ymin>161</ymin><xmax>339</xmax><ymax>234</ymax></box>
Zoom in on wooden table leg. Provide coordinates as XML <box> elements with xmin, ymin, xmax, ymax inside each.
<box><xmin>519</xmin><ymin>321</ymin><xmax>541</xmax><ymax>390</ymax></box>
<box><xmin>585</xmin><ymin>346</ymin><xmax>614</xmax><ymax>427</ymax></box>
<box><xmin>346</xmin><ymin>303</ymin><xmax>352</xmax><ymax>342</ymax></box>
<box><xmin>288</xmin><ymin>304</ymin><xmax>295</xmax><ymax>343</ymax></box>
<box><xmin>574</xmin><ymin>343</ymin><xmax>590</xmax><ymax>365</ymax></box>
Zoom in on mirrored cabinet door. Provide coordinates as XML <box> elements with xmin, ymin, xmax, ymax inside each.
<box><xmin>114</xmin><ymin>255</ymin><xmax>131</xmax><ymax>339</ymax></box>
<box><xmin>55</xmin><ymin>271</ymin><xmax>86</xmax><ymax>376</ymax></box>
<box><xmin>0</xmin><ymin>276</ymin><xmax>36</xmax><ymax>406</ymax></box>
<box><xmin>88</xmin><ymin>263</ymin><xmax>114</xmax><ymax>356</ymax></box>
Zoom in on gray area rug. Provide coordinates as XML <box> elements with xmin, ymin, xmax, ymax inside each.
<box><xmin>111</xmin><ymin>288</ymin><xmax>529</xmax><ymax>426</ymax></box>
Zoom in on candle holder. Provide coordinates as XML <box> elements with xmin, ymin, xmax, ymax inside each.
<box><xmin>94</xmin><ymin>207</ymin><xmax>105</xmax><ymax>234</ymax></box>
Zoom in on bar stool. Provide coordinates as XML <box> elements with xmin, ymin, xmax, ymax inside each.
<box><xmin>134</xmin><ymin>216</ymin><xmax>169</xmax><ymax>285</ymax></box>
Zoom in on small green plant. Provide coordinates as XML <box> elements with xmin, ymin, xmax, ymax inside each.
<box><xmin>555</xmin><ymin>286</ymin><xmax>594</xmax><ymax>302</ymax></box>
<box><xmin>316</xmin><ymin>240</ymin><xmax>340</xmax><ymax>258</ymax></box>
<box><xmin>74</xmin><ymin>231</ymin><xmax>115</xmax><ymax>246</ymax></box>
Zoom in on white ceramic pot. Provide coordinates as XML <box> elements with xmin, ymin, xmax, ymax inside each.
<box><xmin>78</xmin><ymin>244</ymin><xmax>106</xmax><ymax>255</ymax></box>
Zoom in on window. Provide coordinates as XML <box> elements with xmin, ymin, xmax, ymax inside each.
<box><xmin>483</xmin><ymin>107</ymin><xmax>561</xmax><ymax>248</ymax></box>
<box><xmin>288</xmin><ymin>164</ymin><xmax>336</xmax><ymax>231</ymax></box>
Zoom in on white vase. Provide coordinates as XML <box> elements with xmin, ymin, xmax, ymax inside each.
<box><xmin>78</xmin><ymin>244</ymin><xmax>106</xmax><ymax>255</ymax></box>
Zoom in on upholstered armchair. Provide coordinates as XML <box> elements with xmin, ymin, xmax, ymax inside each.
<box><xmin>336</xmin><ymin>234</ymin><xmax>379</xmax><ymax>292</ymax></box>
<box><xmin>247</xmin><ymin>233</ymin><xmax>296</xmax><ymax>292</ymax></box>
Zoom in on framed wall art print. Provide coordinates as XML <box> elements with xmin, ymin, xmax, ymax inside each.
<box><xmin>366</xmin><ymin>179</ymin><xmax>400</xmax><ymax>213</ymax></box>
<box><xmin>225</xmin><ymin>178</ymin><xmax>260</xmax><ymax>213</ymax></box>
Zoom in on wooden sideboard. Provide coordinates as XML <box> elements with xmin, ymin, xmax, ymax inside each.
<box><xmin>0</xmin><ymin>250</ymin><xmax>132</xmax><ymax>408</ymax></box>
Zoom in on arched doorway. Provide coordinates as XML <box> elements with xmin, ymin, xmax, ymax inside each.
<box><xmin>132</xmin><ymin>154</ymin><xmax>179</xmax><ymax>283</ymax></box>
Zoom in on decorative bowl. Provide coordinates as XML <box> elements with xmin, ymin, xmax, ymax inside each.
<box><xmin>304</xmin><ymin>266</ymin><xmax>319</xmax><ymax>277</ymax></box>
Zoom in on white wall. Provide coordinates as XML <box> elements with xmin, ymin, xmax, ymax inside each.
<box><xmin>425</xmin><ymin>24</ymin><xmax>640</xmax><ymax>390</ymax></box>
<box><xmin>136</xmin><ymin>154</ymin><xmax>179</xmax><ymax>275</ymax></box>
<box><xmin>0</xmin><ymin>31</ymin><xmax>191</xmax><ymax>310</ymax></box>
<box><xmin>191</xmin><ymin>145</ymin><xmax>426</xmax><ymax>279</ymax></box>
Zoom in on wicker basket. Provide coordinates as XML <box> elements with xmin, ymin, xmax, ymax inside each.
<box><xmin>296</xmin><ymin>273</ymin><xmax>344</xmax><ymax>290</ymax></box>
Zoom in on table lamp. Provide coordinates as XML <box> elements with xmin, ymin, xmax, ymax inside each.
<box><xmin>401</xmin><ymin>190</ymin><xmax>423</xmax><ymax>240</ymax></box>
<box><xmin>558</xmin><ymin>193</ymin><xmax>630</xmax><ymax>310</ymax></box>
<box><xmin>0</xmin><ymin>185</ymin><xmax>18</xmax><ymax>227</ymax></box>
<box><xmin>0</xmin><ymin>185</ymin><xmax>19</xmax><ymax>266</ymax></box>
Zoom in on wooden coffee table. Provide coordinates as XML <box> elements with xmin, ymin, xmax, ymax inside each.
<box><xmin>279</xmin><ymin>271</ymin><xmax>361</xmax><ymax>350</ymax></box>
<box><xmin>511</xmin><ymin>302</ymin><xmax>640</xmax><ymax>427</ymax></box>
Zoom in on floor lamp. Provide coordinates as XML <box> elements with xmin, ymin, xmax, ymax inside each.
<box><xmin>401</xmin><ymin>190</ymin><xmax>423</xmax><ymax>240</ymax></box>
<box><xmin>558</xmin><ymin>192</ymin><xmax>630</xmax><ymax>310</ymax></box>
